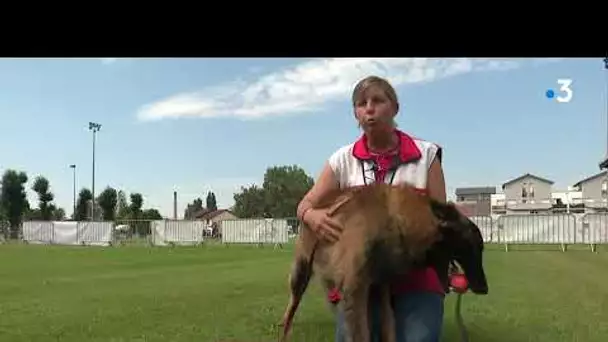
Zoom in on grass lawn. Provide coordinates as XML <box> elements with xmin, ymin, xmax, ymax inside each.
<box><xmin>0</xmin><ymin>242</ymin><xmax>606</xmax><ymax>342</ymax></box>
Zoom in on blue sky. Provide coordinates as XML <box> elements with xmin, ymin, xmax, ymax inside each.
<box><xmin>0</xmin><ymin>58</ymin><xmax>606</xmax><ymax>218</ymax></box>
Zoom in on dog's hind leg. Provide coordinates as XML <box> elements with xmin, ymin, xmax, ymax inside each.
<box><xmin>338</xmin><ymin>250</ymin><xmax>372</xmax><ymax>342</ymax></box>
<box><xmin>379</xmin><ymin>284</ymin><xmax>396</xmax><ymax>342</ymax></box>
<box><xmin>341</xmin><ymin>276</ymin><xmax>372</xmax><ymax>342</ymax></box>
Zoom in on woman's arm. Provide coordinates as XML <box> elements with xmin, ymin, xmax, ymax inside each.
<box><xmin>297</xmin><ymin>162</ymin><xmax>340</xmax><ymax>223</ymax></box>
<box><xmin>427</xmin><ymin>157</ymin><xmax>447</xmax><ymax>203</ymax></box>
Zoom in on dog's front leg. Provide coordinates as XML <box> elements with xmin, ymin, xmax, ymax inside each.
<box><xmin>379</xmin><ymin>284</ymin><xmax>396</xmax><ymax>342</ymax></box>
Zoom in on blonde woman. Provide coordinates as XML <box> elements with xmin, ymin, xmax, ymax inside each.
<box><xmin>297</xmin><ymin>75</ymin><xmax>447</xmax><ymax>342</ymax></box>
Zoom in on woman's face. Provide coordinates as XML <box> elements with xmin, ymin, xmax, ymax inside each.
<box><xmin>354</xmin><ymin>86</ymin><xmax>396</xmax><ymax>135</ymax></box>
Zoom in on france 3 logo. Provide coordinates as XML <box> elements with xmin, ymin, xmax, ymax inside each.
<box><xmin>545</xmin><ymin>79</ymin><xmax>573</xmax><ymax>103</ymax></box>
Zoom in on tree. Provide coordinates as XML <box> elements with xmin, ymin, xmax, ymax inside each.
<box><xmin>184</xmin><ymin>197</ymin><xmax>203</xmax><ymax>219</ymax></box>
<box><xmin>206</xmin><ymin>191</ymin><xmax>218</xmax><ymax>212</ymax></box>
<box><xmin>232</xmin><ymin>165</ymin><xmax>314</xmax><ymax>219</ymax></box>
<box><xmin>262</xmin><ymin>165</ymin><xmax>314</xmax><ymax>218</ymax></box>
<box><xmin>128</xmin><ymin>193</ymin><xmax>148</xmax><ymax>236</ymax></box>
<box><xmin>97</xmin><ymin>186</ymin><xmax>118</xmax><ymax>221</ymax></box>
<box><xmin>75</xmin><ymin>188</ymin><xmax>93</xmax><ymax>221</ymax></box>
<box><xmin>0</xmin><ymin>207</ymin><xmax>6</xmax><ymax>239</ymax></box>
<box><xmin>51</xmin><ymin>206</ymin><xmax>66</xmax><ymax>220</ymax></box>
<box><xmin>232</xmin><ymin>184</ymin><xmax>267</xmax><ymax>218</ymax></box>
<box><xmin>25</xmin><ymin>204</ymin><xmax>65</xmax><ymax>222</ymax></box>
<box><xmin>142</xmin><ymin>208</ymin><xmax>163</xmax><ymax>220</ymax></box>
<box><xmin>24</xmin><ymin>206</ymin><xmax>40</xmax><ymax>221</ymax></box>
<box><xmin>32</xmin><ymin>176</ymin><xmax>55</xmax><ymax>220</ymax></box>
<box><xmin>116</xmin><ymin>190</ymin><xmax>130</xmax><ymax>220</ymax></box>
<box><xmin>129</xmin><ymin>193</ymin><xmax>143</xmax><ymax>219</ymax></box>
<box><xmin>0</xmin><ymin>169</ymin><xmax>29</xmax><ymax>237</ymax></box>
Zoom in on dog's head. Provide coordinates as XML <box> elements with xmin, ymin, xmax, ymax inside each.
<box><xmin>428</xmin><ymin>200</ymin><xmax>488</xmax><ymax>295</ymax></box>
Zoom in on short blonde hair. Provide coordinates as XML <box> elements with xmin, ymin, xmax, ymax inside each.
<box><xmin>351</xmin><ymin>75</ymin><xmax>399</xmax><ymax>127</ymax></box>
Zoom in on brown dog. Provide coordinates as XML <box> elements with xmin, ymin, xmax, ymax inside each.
<box><xmin>278</xmin><ymin>182</ymin><xmax>488</xmax><ymax>342</ymax></box>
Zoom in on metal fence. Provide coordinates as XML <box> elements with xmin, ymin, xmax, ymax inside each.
<box><xmin>0</xmin><ymin>217</ymin><xmax>301</xmax><ymax>247</ymax></box>
<box><xmin>469</xmin><ymin>213</ymin><xmax>607</xmax><ymax>251</ymax></box>
<box><xmin>1</xmin><ymin>214</ymin><xmax>607</xmax><ymax>251</ymax></box>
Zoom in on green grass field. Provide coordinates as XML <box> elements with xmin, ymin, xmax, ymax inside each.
<box><xmin>0</xmin><ymin>243</ymin><xmax>606</xmax><ymax>342</ymax></box>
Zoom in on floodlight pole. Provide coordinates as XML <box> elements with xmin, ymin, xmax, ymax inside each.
<box><xmin>88</xmin><ymin>122</ymin><xmax>101</xmax><ymax>221</ymax></box>
<box><xmin>599</xmin><ymin>57</ymin><xmax>608</xmax><ymax>170</ymax></box>
<box><xmin>605</xmin><ymin>57</ymin><xmax>608</xmax><ymax>159</ymax></box>
<box><xmin>69</xmin><ymin>164</ymin><xmax>76</xmax><ymax>219</ymax></box>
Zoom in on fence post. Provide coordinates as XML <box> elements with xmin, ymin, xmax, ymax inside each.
<box><xmin>496</xmin><ymin>215</ymin><xmax>508</xmax><ymax>252</ymax></box>
<box><xmin>581</xmin><ymin>213</ymin><xmax>597</xmax><ymax>253</ymax></box>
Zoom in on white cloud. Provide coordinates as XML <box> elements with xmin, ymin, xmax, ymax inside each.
<box><xmin>92</xmin><ymin>58</ymin><xmax>135</xmax><ymax>65</ymax></box>
<box><xmin>136</xmin><ymin>57</ymin><xmax>563</xmax><ymax>122</ymax></box>
<box><xmin>63</xmin><ymin>58</ymin><xmax>123</xmax><ymax>65</ymax></box>
<box><xmin>99</xmin><ymin>58</ymin><xmax>118</xmax><ymax>65</ymax></box>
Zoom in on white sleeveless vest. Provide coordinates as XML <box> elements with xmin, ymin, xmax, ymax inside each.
<box><xmin>328</xmin><ymin>135</ymin><xmax>441</xmax><ymax>191</ymax></box>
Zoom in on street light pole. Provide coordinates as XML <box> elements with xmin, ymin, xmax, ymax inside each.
<box><xmin>69</xmin><ymin>164</ymin><xmax>76</xmax><ymax>219</ymax></box>
<box><xmin>604</xmin><ymin>57</ymin><xmax>608</xmax><ymax>157</ymax></box>
<box><xmin>599</xmin><ymin>57</ymin><xmax>608</xmax><ymax>170</ymax></box>
<box><xmin>88</xmin><ymin>122</ymin><xmax>101</xmax><ymax>221</ymax></box>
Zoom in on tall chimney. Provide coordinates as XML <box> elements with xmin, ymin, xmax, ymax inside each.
<box><xmin>173</xmin><ymin>191</ymin><xmax>177</xmax><ymax>220</ymax></box>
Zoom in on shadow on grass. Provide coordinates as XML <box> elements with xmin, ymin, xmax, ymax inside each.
<box><xmin>269</xmin><ymin>319</ymin><xmax>336</xmax><ymax>342</ymax></box>
<box><xmin>442</xmin><ymin>319</ymin><xmax>528</xmax><ymax>342</ymax></box>
<box><xmin>267</xmin><ymin>317</ymin><xmax>528</xmax><ymax>342</ymax></box>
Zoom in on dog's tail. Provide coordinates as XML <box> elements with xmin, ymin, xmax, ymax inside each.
<box><xmin>278</xmin><ymin>240</ymin><xmax>319</xmax><ymax>342</ymax></box>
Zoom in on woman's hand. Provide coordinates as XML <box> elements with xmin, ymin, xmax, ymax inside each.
<box><xmin>304</xmin><ymin>208</ymin><xmax>343</xmax><ymax>243</ymax></box>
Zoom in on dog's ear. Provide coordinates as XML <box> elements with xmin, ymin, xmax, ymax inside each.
<box><xmin>429</xmin><ymin>200</ymin><xmax>462</xmax><ymax>227</ymax></box>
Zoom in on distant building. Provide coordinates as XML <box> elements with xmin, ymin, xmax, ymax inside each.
<box><xmin>599</xmin><ymin>157</ymin><xmax>608</xmax><ymax>170</ymax></box>
<box><xmin>550</xmin><ymin>187</ymin><xmax>584</xmax><ymax>214</ymax></box>
<box><xmin>454</xmin><ymin>187</ymin><xmax>496</xmax><ymax>216</ymax></box>
<box><xmin>192</xmin><ymin>209</ymin><xmax>238</xmax><ymax>237</ymax></box>
<box><xmin>194</xmin><ymin>209</ymin><xmax>238</xmax><ymax>225</ymax></box>
<box><xmin>491</xmin><ymin>193</ymin><xmax>506</xmax><ymax>215</ymax></box>
<box><xmin>501</xmin><ymin>173</ymin><xmax>554</xmax><ymax>214</ymax></box>
<box><xmin>572</xmin><ymin>170</ymin><xmax>608</xmax><ymax>213</ymax></box>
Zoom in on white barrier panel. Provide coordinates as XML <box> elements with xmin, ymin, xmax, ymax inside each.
<box><xmin>468</xmin><ymin>216</ymin><xmax>497</xmax><ymax>243</ymax></box>
<box><xmin>497</xmin><ymin>214</ymin><xmax>578</xmax><ymax>244</ymax></box>
<box><xmin>78</xmin><ymin>222</ymin><xmax>113</xmax><ymax>246</ymax></box>
<box><xmin>151</xmin><ymin>220</ymin><xmax>205</xmax><ymax>246</ymax></box>
<box><xmin>221</xmin><ymin>218</ymin><xmax>288</xmax><ymax>244</ymax></box>
<box><xmin>22</xmin><ymin>221</ymin><xmax>54</xmax><ymax>244</ymax></box>
<box><xmin>52</xmin><ymin>221</ymin><xmax>79</xmax><ymax>245</ymax></box>
<box><xmin>21</xmin><ymin>221</ymin><xmax>113</xmax><ymax>246</ymax></box>
<box><xmin>581</xmin><ymin>214</ymin><xmax>608</xmax><ymax>244</ymax></box>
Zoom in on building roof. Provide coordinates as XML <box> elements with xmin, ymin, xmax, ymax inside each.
<box><xmin>501</xmin><ymin>173</ymin><xmax>554</xmax><ymax>190</ymax></box>
<box><xmin>454</xmin><ymin>203</ymin><xmax>475</xmax><ymax>216</ymax></box>
<box><xmin>455</xmin><ymin>187</ymin><xmax>496</xmax><ymax>196</ymax></box>
<box><xmin>600</xmin><ymin>157</ymin><xmax>608</xmax><ymax>170</ymax></box>
<box><xmin>191</xmin><ymin>208</ymin><xmax>211</xmax><ymax>219</ymax></box>
<box><xmin>573</xmin><ymin>170</ymin><xmax>608</xmax><ymax>188</ymax></box>
<box><xmin>195</xmin><ymin>209</ymin><xmax>234</xmax><ymax>220</ymax></box>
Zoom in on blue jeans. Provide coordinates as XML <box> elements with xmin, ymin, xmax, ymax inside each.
<box><xmin>334</xmin><ymin>290</ymin><xmax>444</xmax><ymax>342</ymax></box>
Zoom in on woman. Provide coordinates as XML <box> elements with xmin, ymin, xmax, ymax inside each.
<box><xmin>296</xmin><ymin>75</ymin><xmax>447</xmax><ymax>342</ymax></box>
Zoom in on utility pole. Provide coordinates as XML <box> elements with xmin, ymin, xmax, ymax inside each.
<box><xmin>599</xmin><ymin>57</ymin><xmax>608</xmax><ymax>170</ymax></box>
<box><xmin>88</xmin><ymin>122</ymin><xmax>101</xmax><ymax>221</ymax></box>
<box><xmin>604</xmin><ymin>57</ymin><xmax>608</xmax><ymax>157</ymax></box>
<box><xmin>69</xmin><ymin>164</ymin><xmax>76</xmax><ymax>219</ymax></box>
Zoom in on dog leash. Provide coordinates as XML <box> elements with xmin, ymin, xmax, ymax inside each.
<box><xmin>454</xmin><ymin>292</ymin><xmax>469</xmax><ymax>342</ymax></box>
<box><xmin>449</xmin><ymin>261</ymin><xmax>470</xmax><ymax>342</ymax></box>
